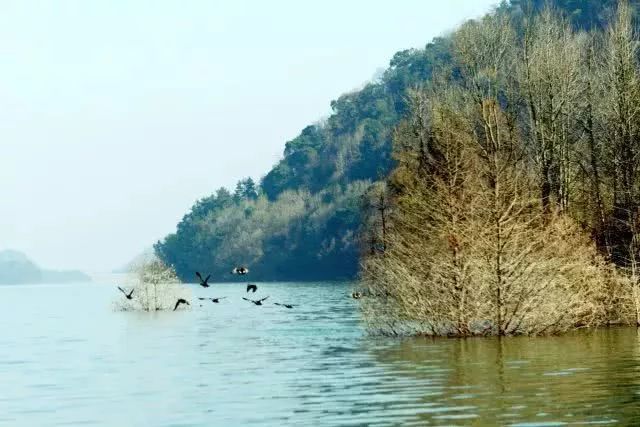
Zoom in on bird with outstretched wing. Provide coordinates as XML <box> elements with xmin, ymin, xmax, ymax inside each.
<box><xmin>195</xmin><ymin>272</ymin><xmax>211</xmax><ymax>288</ymax></box>
<box><xmin>274</xmin><ymin>302</ymin><xmax>296</xmax><ymax>309</ymax></box>
<box><xmin>198</xmin><ymin>297</ymin><xmax>226</xmax><ymax>303</ymax></box>
<box><xmin>117</xmin><ymin>286</ymin><xmax>134</xmax><ymax>300</ymax></box>
<box><xmin>242</xmin><ymin>296</ymin><xmax>269</xmax><ymax>306</ymax></box>
<box><xmin>173</xmin><ymin>298</ymin><xmax>190</xmax><ymax>311</ymax></box>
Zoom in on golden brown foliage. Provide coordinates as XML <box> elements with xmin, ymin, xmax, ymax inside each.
<box><xmin>359</xmin><ymin>13</ymin><xmax>634</xmax><ymax>334</ymax></box>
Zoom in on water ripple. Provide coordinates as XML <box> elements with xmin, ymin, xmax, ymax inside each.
<box><xmin>0</xmin><ymin>282</ymin><xmax>640</xmax><ymax>426</ymax></box>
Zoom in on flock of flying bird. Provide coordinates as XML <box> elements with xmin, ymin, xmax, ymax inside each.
<box><xmin>116</xmin><ymin>266</ymin><xmax>298</xmax><ymax>311</ymax></box>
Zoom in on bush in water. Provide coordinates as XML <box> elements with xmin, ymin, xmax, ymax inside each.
<box><xmin>113</xmin><ymin>259</ymin><xmax>190</xmax><ymax>312</ymax></box>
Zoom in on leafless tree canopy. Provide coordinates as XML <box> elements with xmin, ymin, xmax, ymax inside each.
<box><xmin>360</xmin><ymin>3</ymin><xmax>639</xmax><ymax>336</ymax></box>
<box><xmin>113</xmin><ymin>259</ymin><xmax>189</xmax><ymax>312</ymax></box>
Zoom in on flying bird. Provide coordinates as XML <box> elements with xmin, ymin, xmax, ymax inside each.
<box><xmin>117</xmin><ymin>286</ymin><xmax>134</xmax><ymax>300</ymax></box>
<box><xmin>198</xmin><ymin>297</ymin><xmax>226</xmax><ymax>303</ymax></box>
<box><xmin>232</xmin><ymin>266</ymin><xmax>249</xmax><ymax>275</ymax></box>
<box><xmin>242</xmin><ymin>296</ymin><xmax>269</xmax><ymax>306</ymax></box>
<box><xmin>173</xmin><ymin>299</ymin><xmax>190</xmax><ymax>311</ymax></box>
<box><xmin>196</xmin><ymin>272</ymin><xmax>211</xmax><ymax>288</ymax></box>
<box><xmin>274</xmin><ymin>303</ymin><xmax>296</xmax><ymax>309</ymax></box>
<box><xmin>246</xmin><ymin>284</ymin><xmax>258</xmax><ymax>293</ymax></box>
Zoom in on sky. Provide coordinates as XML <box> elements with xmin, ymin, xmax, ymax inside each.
<box><xmin>0</xmin><ymin>0</ymin><xmax>497</xmax><ymax>272</ymax></box>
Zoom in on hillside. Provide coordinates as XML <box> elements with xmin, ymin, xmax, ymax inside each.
<box><xmin>155</xmin><ymin>0</ymin><xmax>640</xmax><ymax>282</ymax></box>
<box><xmin>0</xmin><ymin>250</ymin><xmax>91</xmax><ymax>285</ymax></box>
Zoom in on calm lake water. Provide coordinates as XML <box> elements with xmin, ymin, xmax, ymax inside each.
<box><xmin>1</xmin><ymin>281</ymin><xmax>640</xmax><ymax>426</ymax></box>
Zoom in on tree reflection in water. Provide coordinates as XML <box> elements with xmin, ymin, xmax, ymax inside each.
<box><xmin>366</xmin><ymin>328</ymin><xmax>640</xmax><ymax>425</ymax></box>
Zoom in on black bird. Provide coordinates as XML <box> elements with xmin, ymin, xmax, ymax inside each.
<box><xmin>243</xmin><ymin>296</ymin><xmax>269</xmax><ymax>306</ymax></box>
<box><xmin>274</xmin><ymin>303</ymin><xmax>296</xmax><ymax>309</ymax></box>
<box><xmin>246</xmin><ymin>283</ymin><xmax>258</xmax><ymax>293</ymax></box>
<box><xmin>198</xmin><ymin>297</ymin><xmax>226</xmax><ymax>303</ymax></box>
<box><xmin>196</xmin><ymin>272</ymin><xmax>211</xmax><ymax>288</ymax></box>
<box><xmin>232</xmin><ymin>266</ymin><xmax>249</xmax><ymax>275</ymax></box>
<box><xmin>173</xmin><ymin>299</ymin><xmax>190</xmax><ymax>311</ymax></box>
<box><xmin>117</xmin><ymin>286</ymin><xmax>134</xmax><ymax>300</ymax></box>
<box><xmin>351</xmin><ymin>292</ymin><xmax>362</xmax><ymax>300</ymax></box>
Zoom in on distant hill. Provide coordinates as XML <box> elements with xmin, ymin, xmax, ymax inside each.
<box><xmin>0</xmin><ymin>250</ymin><xmax>91</xmax><ymax>285</ymax></box>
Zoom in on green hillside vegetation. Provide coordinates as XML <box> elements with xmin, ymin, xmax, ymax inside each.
<box><xmin>155</xmin><ymin>0</ymin><xmax>640</xmax><ymax>283</ymax></box>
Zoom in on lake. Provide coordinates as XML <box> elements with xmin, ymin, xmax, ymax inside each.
<box><xmin>1</xmin><ymin>281</ymin><xmax>639</xmax><ymax>426</ymax></box>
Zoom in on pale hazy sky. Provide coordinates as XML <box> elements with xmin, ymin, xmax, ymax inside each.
<box><xmin>0</xmin><ymin>0</ymin><xmax>497</xmax><ymax>272</ymax></box>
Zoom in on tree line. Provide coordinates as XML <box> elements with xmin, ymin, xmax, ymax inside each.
<box><xmin>360</xmin><ymin>1</ymin><xmax>640</xmax><ymax>336</ymax></box>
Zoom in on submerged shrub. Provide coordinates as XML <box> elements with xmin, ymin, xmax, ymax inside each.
<box><xmin>361</xmin><ymin>209</ymin><xmax>626</xmax><ymax>336</ymax></box>
<box><xmin>113</xmin><ymin>259</ymin><xmax>190</xmax><ymax>312</ymax></box>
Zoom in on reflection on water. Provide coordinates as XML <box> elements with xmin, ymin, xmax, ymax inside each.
<box><xmin>369</xmin><ymin>330</ymin><xmax>640</xmax><ymax>425</ymax></box>
<box><xmin>0</xmin><ymin>282</ymin><xmax>639</xmax><ymax>426</ymax></box>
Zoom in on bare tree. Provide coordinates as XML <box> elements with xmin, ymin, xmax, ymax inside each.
<box><xmin>572</xmin><ymin>32</ymin><xmax>612</xmax><ymax>254</ymax></box>
<box><xmin>599</xmin><ymin>0</ymin><xmax>640</xmax><ymax>265</ymax></box>
<box><xmin>113</xmin><ymin>259</ymin><xmax>189</xmax><ymax>312</ymax></box>
<box><xmin>360</xmin><ymin>9</ymin><xmax>627</xmax><ymax>337</ymax></box>
<box><xmin>519</xmin><ymin>8</ymin><xmax>583</xmax><ymax>214</ymax></box>
<box><xmin>361</xmin><ymin>86</ymin><xmax>479</xmax><ymax>336</ymax></box>
<box><xmin>361</xmin><ymin>88</ymin><xmax>621</xmax><ymax>336</ymax></box>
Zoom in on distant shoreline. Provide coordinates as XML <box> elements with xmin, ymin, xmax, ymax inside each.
<box><xmin>0</xmin><ymin>249</ymin><xmax>91</xmax><ymax>285</ymax></box>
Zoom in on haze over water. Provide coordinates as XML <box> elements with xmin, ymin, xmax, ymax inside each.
<box><xmin>1</xmin><ymin>281</ymin><xmax>639</xmax><ymax>426</ymax></box>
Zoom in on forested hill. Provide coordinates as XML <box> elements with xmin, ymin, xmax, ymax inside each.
<box><xmin>155</xmin><ymin>0</ymin><xmax>640</xmax><ymax>282</ymax></box>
